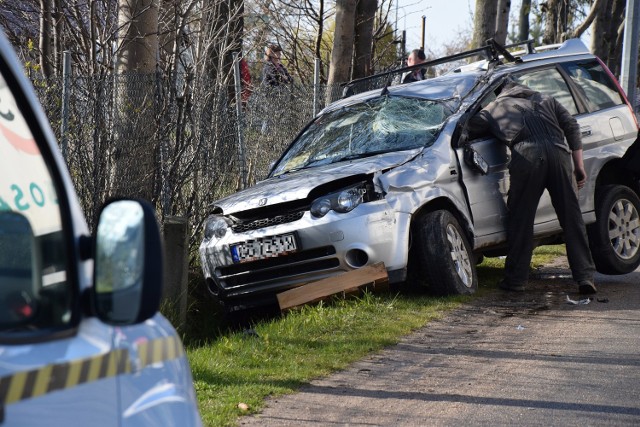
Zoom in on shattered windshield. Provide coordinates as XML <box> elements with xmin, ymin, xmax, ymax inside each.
<box><xmin>271</xmin><ymin>96</ymin><xmax>452</xmax><ymax>176</ymax></box>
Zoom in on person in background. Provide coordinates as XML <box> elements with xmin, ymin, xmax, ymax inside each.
<box><xmin>260</xmin><ymin>44</ymin><xmax>293</xmax><ymax>133</ymax></box>
<box><xmin>467</xmin><ymin>77</ymin><xmax>597</xmax><ymax>295</ymax></box>
<box><xmin>402</xmin><ymin>49</ymin><xmax>427</xmax><ymax>84</ymax></box>
<box><xmin>261</xmin><ymin>44</ymin><xmax>292</xmax><ymax>87</ymax></box>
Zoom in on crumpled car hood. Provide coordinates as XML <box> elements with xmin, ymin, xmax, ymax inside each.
<box><xmin>213</xmin><ymin>149</ymin><xmax>421</xmax><ymax>214</ymax></box>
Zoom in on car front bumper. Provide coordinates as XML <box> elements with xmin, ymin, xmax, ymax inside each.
<box><xmin>199</xmin><ymin>199</ymin><xmax>410</xmax><ymax>301</ymax></box>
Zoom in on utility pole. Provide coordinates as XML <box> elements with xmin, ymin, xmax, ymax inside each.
<box><xmin>620</xmin><ymin>0</ymin><xmax>639</xmax><ymax>107</ymax></box>
<box><xmin>421</xmin><ymin>16</ymin><xmax>426</xmax><ymax>50</ymax></box>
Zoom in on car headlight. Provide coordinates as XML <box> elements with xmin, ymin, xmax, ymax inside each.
<box><xmin>203</xmin><ymin>215</ymin><xmax>231</xmax><ymax>240</ymax></box>
<box><xmin>310</xmin><ymin>184</ymin><xmax>365</xmax><ymax>218</ymax></box>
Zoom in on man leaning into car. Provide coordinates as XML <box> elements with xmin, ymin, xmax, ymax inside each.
<box><xmin>467</xmin><ymin>77</ymin><xmax>597</xmax><ymax>295</ymax></box>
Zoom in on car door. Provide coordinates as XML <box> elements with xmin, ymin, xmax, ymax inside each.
<box><xmin>456</xmin><ymin>133</ymin><xmax>510</xmax><ymax>248</ymax></box>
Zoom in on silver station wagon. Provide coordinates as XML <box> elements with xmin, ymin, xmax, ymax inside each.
<box><xmin>200</xmin><ymin>39</ymin><xmax>640</xmax><ymax>310</ymax></box>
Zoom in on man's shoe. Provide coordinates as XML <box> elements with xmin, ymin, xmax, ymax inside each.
<box><xmin>578</xmin><ymin>280</ymin><xmax>597</xmax><ymax>295</ymax></box>
<box><xmin>499</xmin><ymin>280</ymin><xmax>525</xmax><ymax>292</ymax></box>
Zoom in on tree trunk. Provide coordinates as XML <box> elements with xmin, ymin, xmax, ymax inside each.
<box><xmin>606</xmin><ymin>0</ymin><xmax>626</xmax><ymax>76</ymax></box>
<box><xmin>591</xmin><ymin>0</ymin><xmax>616</xmax><ymax>62</ymax></box>
<box><xmin>327</xmin><ymin>0</ymin><xmax>357</xmax><ymax>103</ymax></box>
<box><xmin>39</xmin><ymin>0</ymin><xmax>54</xmax><ymax>78</ymax></box>
<box><xmin>495</xmin><ymin>0</ymin><xmax>511</xmax><ymax>45</ymax></box>
<box><xmin>556</xmin><ymin>0</ymin><xmax>569</xmax><ymax>41</ymax></box>
<box><xmin>518</xmin><ymin>0</ymin><xmax>531</xmax><ymax>42</ymax></box>
<box><xmin>314</xmin><ymin>0</ymin><xmax>325</xmax><ymax>70</ymax></box>
<box><xmin>113</xmin><ymin>0</ymin><xmax>160</xmax><ymax>202</ymax></box>
<box><xmin>352</xmin><ymin>0</ymin><xmax>377</xmax><ymax>80</ymax></box>
<box><xmin>542</xmin><ymin>0</ymin><xmax>559</xmax><ymax>44</ymax></box>
<box><xmin>472</xmin><ymin>0</ymin><xmax>499</xmax><ymax>49</ymax></box>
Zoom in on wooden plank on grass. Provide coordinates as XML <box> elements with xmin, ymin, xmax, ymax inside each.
<box><xmin>277</xmin><ymin>262</ymin><xmax>389</xmax><ymax>311</ymax></box>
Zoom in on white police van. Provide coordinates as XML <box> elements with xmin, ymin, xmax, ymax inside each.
<box><xmin>0</xmin><ymin>29</ymin><xmax>202</xmax><ymax>425</ymax></box>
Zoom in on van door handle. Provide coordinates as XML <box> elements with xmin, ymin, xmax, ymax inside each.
<box><xmin>580</xmin><ymin>126</ymin><xmax>592</xmax><ymax>137</ymax></box>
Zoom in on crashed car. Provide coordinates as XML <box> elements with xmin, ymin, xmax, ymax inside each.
<box><xmin>200</xmin><ymin>39</ymin><xmax>640</xmax><ymax>310</ymax></box>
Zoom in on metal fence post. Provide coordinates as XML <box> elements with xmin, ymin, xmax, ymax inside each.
<box><xmin>313</xmin><ymin>57</ymin><xmax>320</xmax><ymax>118</ymax></box>
<box><xmin>233</xmin><ymin>52</ymin><xmax>247</xmax><ymax>189</ymax></box>
<box><xmin>60</xmin><ymin>51</ymin><xmax>71</xmax><ymax>162</ymax></box>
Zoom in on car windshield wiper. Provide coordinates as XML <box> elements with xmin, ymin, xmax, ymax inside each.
<box><xmin>335</xmin><ymin>150</ymin><xmax>392</xmax><ymax>162</ymax></box>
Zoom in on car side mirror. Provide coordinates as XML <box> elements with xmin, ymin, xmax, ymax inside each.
<box><xmin>93</xmin><ymin>199</ymin><xmax>163</xmax><ymax>325</ymax></box>
<box><xmin>464</xmin><ymin>145</ymin><xmax>490</xmax><ymax>175</ymax></box>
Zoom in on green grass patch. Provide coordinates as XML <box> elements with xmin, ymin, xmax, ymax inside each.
<box><xmin>187</xmin><ymin>245</ymin><xmax>566</xmax><ymax>426</ymax></box>
<box><xmin>530</xmin><ymin>244</ymin><xmax>567</xmax><ymax>267</ymax></box>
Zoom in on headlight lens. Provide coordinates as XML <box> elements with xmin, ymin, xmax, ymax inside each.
<box><xmin>310</xmin><ymin>184</ymin><xmax>365</xmax><ymax>218</ymax></box>
<box><xmin>335</xmin><ymin>188</ymin><xmax>363</xmax><ymax>213</ymax></box>
<box><xmin>203</xmin><ymin>215</ymin><xmax>230</xmax><ymax>240</ymax></box>
<box><xmin>310</xmin><ymin>198</ymin><xmax>332</xmax><ymax>218</ymax></box>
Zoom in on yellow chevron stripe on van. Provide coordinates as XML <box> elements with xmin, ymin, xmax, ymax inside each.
<box><xmin>136</xmin><ymin>335</ymin><xmax>185</xmax><ymax>368</ymax></box>
<box><xmin>0</xmin><ymin>336</ymin><xmax>183</xmax><ymax>406</ymax></box>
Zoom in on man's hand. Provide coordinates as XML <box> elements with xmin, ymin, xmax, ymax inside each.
<box><xmin>572</xmin><ymin>149</ymin><xmax>586</xmax><ymax>190</ymax></box>
<box><xmin>574</xmin><ymin>167</ymin><xmax>587</xmax><ymax>189</ymax></box>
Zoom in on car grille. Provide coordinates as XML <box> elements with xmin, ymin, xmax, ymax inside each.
<box><xmin>214</xmin><ymin>245</ymin><xmax>339</xmax><ymax>290</ymax></box>
<box><xmin>231</xmin><ymin>211</ymin><xmax>305</xmax><ymax>233</ymax></box>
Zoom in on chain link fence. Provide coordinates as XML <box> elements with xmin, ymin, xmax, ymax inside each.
<box><xmin>31</xmin><ymin>69</ymin><xmax>346</xmax><ymax>259</ymax></box>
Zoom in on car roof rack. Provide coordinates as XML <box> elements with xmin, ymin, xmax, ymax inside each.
<box><xmin>340</xmin><ymin>38</ymin><xmax>536</xmax><ymax>99</ymax></box>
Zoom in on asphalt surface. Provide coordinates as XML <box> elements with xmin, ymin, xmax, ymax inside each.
<box><xmin>240</xmin><ymin>260</ymin><xmax>640</xmax><ymax>426</ymax></box>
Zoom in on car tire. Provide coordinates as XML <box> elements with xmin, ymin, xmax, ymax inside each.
<box><xmin>587</xmin><ymin>184</ymin><xmax>640</xmax><ymax>274</ymax></box>
<box><xmin>409</xmin><ymin>210</ymin><xmax>477</xmax><ymax>295</ymax></box>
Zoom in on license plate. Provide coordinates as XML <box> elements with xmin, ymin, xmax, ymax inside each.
<box><xmin>231</xmin><ymin>233</ymin><xmax>298</xmax><ymax>263</ymax></box>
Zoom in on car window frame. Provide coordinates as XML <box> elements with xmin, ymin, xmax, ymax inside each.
<box><xmin>559</xmin><ymin>58</ymin><xmax>627</xmax><ymax>114</ymax></box>
<box><xmin>0</xmin><ymin>43</ymin><xmax>81</xmax><ymax>344</ymax></box>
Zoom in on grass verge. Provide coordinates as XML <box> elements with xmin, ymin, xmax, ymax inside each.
<box><xmin>186</xmin><ymin>245</ymin><xmax>567</xmax><ymax>426</ymax></box>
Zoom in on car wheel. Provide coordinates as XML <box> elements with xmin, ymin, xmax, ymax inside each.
<box><xmin>409</xmin><ymin>210</ymin><xmax>477</xmax><ymax>295</ymax></box>
<box><xmin>587</xmin><ymin>184</ymin><xmax>640</xmax><ymax>274</ymax></box>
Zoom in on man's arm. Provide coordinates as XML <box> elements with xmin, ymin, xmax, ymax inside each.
<box><xmin>553</xmin><ymin>97</ymin><xmax>582</xmax><ymax>151</ymax></box>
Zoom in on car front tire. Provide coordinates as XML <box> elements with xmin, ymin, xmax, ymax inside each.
<box><xmin>588</xmin><ymin>184</ymin><xmax>640</xmax><ymax>274</ymax></box>
<box><xmin>409</xmin><ymin>210</ymin><xmax>478</xmax><ymax>295</ymax></box>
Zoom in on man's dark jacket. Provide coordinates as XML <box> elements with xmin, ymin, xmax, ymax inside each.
<box><xmin>468</xmin><ymin>82</ymin><xmax>582</xmax><ymax>153</ymax></box>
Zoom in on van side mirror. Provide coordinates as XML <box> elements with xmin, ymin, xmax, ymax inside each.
<box><xmin>93</xmin><ymin>199</ymin><xmax>163</xmax><ymax>325</ymax></box>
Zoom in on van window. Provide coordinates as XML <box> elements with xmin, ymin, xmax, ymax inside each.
<box><xmin>562</xmin><ymin>60</ymin><xmax>624</xmax><ymax>111</ymax></box>
<box><xmin>0</xmin><ymin>69</ymin><xmax>72</xmax><ymax>335</ymax></box>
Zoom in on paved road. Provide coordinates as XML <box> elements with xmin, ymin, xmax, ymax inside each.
<box><xmin>241</xmin><ymin>261</ymin><xmax>640</xmax><ymax>426</ymax></box>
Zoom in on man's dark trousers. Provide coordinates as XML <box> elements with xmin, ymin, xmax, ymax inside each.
<box><xmin>504</xmin><ymin>139</ymin><xmax>596</xmax><ymax>286</ymax></box>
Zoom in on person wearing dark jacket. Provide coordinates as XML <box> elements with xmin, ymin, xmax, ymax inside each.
<box><xmin>401</xmin><ymin>49</ymin><xmax>427</xmax><ymax>84</ymax></box>
<box><xmin>261</xmin><ymin>44</ymin><xmax>292</xmax><ymax>87</ymax></box>
<box><xmin>468</xmin><ymin>78</ymin><xmax>597</xmax><ymax>294</ymax></box>
<box><xmin>259</xmin><ymin>44</ymin><xmax>293</xmax><ymax>133</ymax></box>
